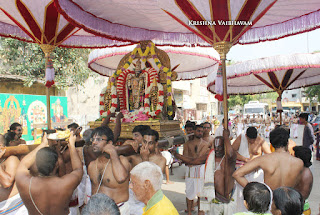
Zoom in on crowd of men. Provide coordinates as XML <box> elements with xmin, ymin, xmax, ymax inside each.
<box><xmin>0</xmin><ymin>111</ymin><xmax>316</xmax><ymax>215</ymax></box>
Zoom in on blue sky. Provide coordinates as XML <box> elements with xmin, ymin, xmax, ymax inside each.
<box><xmin>228</xmin><ymin>28</ymin><xmax>320</xmax><ymax>62</ymax></box>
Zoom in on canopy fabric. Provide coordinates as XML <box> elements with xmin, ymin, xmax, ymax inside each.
<box><xmin>207</xmin><ymin>53</ymin><xmax>320</xmax><ymax>95</ymax></box>
<box><xmin>54</xmin><ymin>0</ymin><xmax>320</xmax><ymax>45</ymax></box>
<box><xmin>0</xmin><ymin>0</ymin><xmax>131</xmax><ymax>48</ymax></box>
<box><xmin>88</xmin><ymin>44</ymin><xmax>220</xmax><ymax>80</ymax></box>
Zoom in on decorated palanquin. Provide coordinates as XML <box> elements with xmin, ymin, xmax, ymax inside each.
<box><xmin>89</xmin><ymin>41</ymin><xmax>182</xmax><ymax>139</ymax></box>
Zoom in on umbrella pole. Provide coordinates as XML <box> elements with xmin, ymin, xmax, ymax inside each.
<box><xmin>214</xmin><ymin>42</ymin><xmax>232</xmax><ymax>199</ymax></box>
<box><xmin>40</xmin><ymin>44</ymin><xmax>56</xmax><ymax>130</ymax></box>
<box><xmin>214</xmin><ymin>42</ymin><xmax>232</xmax><ymax>129</ymax></box>
<box><xmin>276</xmin><ymin>92</ymin><xmax>283</xmax><ymax>125</ymax></box>
<box><xmin>46</xmin><ymin>87</ymin><xmax>51</xmax><ymax>129</ymax></box>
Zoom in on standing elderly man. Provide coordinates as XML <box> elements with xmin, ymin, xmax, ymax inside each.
<box><xmin>130</xmin><ymin>161</ymin><xmax>179</xmax><ymax>215</ymax></box>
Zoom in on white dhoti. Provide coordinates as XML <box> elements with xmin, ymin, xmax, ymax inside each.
<box><xmin>264</xmin><ymin>125</ymin><xmax>271</xmax><ymax>138</ymax></box>
<box><xmin>292</xmin><ymin>123</ymin><xmax>298</xmax><ymax>138</ymax></box>
<box><xmin>128</xmin><ymin>188</ymin><xmax>144</xmax><ymax>215</ymax></box>
<box><xmin>161</xmin><ymin>151</ymin><xmax>173</xmax><ymax>167</ymax></box>
<box><xmin>69</xmin><ymin>151</ymin><xmax>92</xmax><ymax>215</ymax></box>
<box><xmin>210</xmin><ymin>200</ymin><xmax>236</xmax><ymax>215</ymax></box>
<box><xmin>0</xmin><ymin>194</ymin><xmax>28</xmax><ymax>215</ymax></box>
<box><xmin>118</xmin><ymin>201</ymin><xmax>130</xmax><ymax>215</ymax></box>
<box><xmin>235</xmin><ymin>133</ymin><xmax>265</xmax><ymax>213</ymax></box>
<box><xmin>235</xmin><ymin>169</ymin><xmax>264</xmax><ymax>212</ymax></box>
<box><xmin>185</xmin><ymin>165</ymin><xmax>205</xmax><ymax>200</ymax></box>
<box><xmin>237</xmin><ymin>123</ymin><xmax>243</xmax><ymax>137</ymax></box>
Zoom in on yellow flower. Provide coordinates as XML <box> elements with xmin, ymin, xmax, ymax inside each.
<box><xmin>168</xmin><ymin>111</ymin><xmax>173</xmax><ymax>116</ymax></box>
<box><xmin>163</xmin><ymin>68</ymin><xmax>169</xmax><ymax>73</ymax></box>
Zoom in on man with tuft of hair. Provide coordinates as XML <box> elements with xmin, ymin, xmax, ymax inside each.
<box><xmin>15</xmin><ymin>132</ymin><xmax>83</xmax><ymax>215</ymax></box>
<box><xmin>130</xmin><ymin>161</ymin><xmax>178</xmax><ymax>215</ymax></box>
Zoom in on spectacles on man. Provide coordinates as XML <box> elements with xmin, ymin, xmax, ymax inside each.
<box><xmin>90</xmin><ymin>137</ymin><xmax>108</xmax><ymax>142</ymax></box>
<box><xmin>15</xmin><ymin>129</ymin><xmax>22</xmax><ymax>132</ymax></box>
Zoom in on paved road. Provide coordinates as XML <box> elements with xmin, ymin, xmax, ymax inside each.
<box><xmin>162</xmin><ymin>125</ymin><xmax>320</xmax><ymax>214</ymax></box>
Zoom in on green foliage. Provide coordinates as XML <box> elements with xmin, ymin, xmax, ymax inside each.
<box><xmin>0</xmin><ymin>37</ymin><xmax>93</xmax><ymax>89</ymax></box>
<box><xmin>305</xmin><ymin>84</ymin><xmax>320</xmax><ymax>102</ymax></box>
<box><xmin>228</xmin><ymin>92</ymin><xmax>278</xmax><ymax>109</ymax></box>
<box><xmin>228</xmin><ymin>94</ymin><xmax>256</xmax><ymax>108</ymax></box>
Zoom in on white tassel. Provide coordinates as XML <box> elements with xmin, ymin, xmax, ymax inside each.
<box><xmin>45</xmin><ymin>67</ymin><xmax>55</xmax><ymax>88</ymax></box>
<box><xmin>215</xmin><ymin>64</ymin><xmax>223</xmax><ymax>101</ymax></box>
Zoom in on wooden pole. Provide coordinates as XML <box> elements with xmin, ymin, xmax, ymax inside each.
<box><xmin>213</xmin><ymin>41</ymin><xmax>232</xmax><ymax>201</ymax></box>
<box><xmin>221</xmin><ymin>57</ymin><xmax>228</xmax><ymax>129</ymax></box>
<box><xmin>213</xmin><ymin>42</ymin><xmax>232</xmax><ymax>129</ymax></box>
<box><xmin>40</xmin><ymin>44</ymin><xmax>56</xmax><ymax>130</ymax></box>
<box><xmin>46</xmin><ymin>87</ymin><xmax>51</xmax><ymax>129</ymax></box>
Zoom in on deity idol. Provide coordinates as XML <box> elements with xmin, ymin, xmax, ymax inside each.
<box><xmin>127</xmin><ymin>60</ymin><xmax>146</xmax><ymax>110</ymax></box>
<box><xmin>150</xmin><ymin>79</ymin><xmax>159</xmax><ymax>112</ymax></box>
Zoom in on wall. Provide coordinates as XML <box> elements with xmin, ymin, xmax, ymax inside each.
<box><xmin>66</xmin><ymin>76</ymin><xmax>108</xmax><ymax>129</ymax></box>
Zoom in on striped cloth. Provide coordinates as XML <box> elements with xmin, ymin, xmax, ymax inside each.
<box><xmin>0</xmin><ymin>194</ymin><xmax>28</xmax><ymax>215</ymax></box>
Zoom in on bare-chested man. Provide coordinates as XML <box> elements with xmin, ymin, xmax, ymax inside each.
<box><xmin>140</xmin><ymin>129</ymin><xmax>166</xmax><ymax>173</ymax></box>
<box><xmin>293</xmin><ymin>146</ymin><xmax>313</xmax><ymax>215</ymax></box>
<box><xmin>233</xmin><ymin>126</ymin><xmax>304</xmax><ymax>191</ymax></box>
<box><xmin>0</xmin><ymin>136</ymin><xmax>28</xmax><ymax>214</ymax></box>
<box><xmin>250</xmin><ymin>114</ymin><xmax>257</xmax><ymax>124</ymax></box>
<box><xmin>124</xmin><ymin>125</ymin><xmax>151</xmax><ymax>168</ymax></box>
<box><xmin>4</xmin><ymin>123</ymin><xmax>26</xmax><ymax>146</ymax></box>
<box><xmin>15</xmin><ymin>132</ymin><xmax>83</xmax><ymax>215</ymax></box>
<box><xmin>283</xmin><ymin>113</ymin><xmax>290</xmax><ymax>127</ymax></box>
<box><xmin>264</xmin><ymin>114</ymin><xmax>272</xmax><ymax>138</ymax></box>
<box><xmin>195</xmin><ymin>129</ymin><xmax>237</xmax><ymax>215</ymax></box>
<box><xmin>173</xmin><ymin>125</ymin><xmax>209</xmax><ymax>215</ymax></box>
<box><xmin>232</xmin><ymin>126</ymin><xmax>271</xmax><ymax>212</ymax></box>
<box><xmin>232</xmin><ymin>127</ymin><xmax>271</xmax><ymax>163</ymax></box>
<box><xmin>88</xmin><ymin>126</ymin><xmax>131</xmax><ymax>215</ymax></box>
<box><xmin>201</xmin><ymin>122</ymin><xmax>214</xmax><ymax>147</ymax></box>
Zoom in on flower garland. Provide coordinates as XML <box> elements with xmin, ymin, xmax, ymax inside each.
<box><xmin>108</xmin><ymin>41</ymin><xmax>173</xmax><ymax>117</ymax></box>
<box><xmin>144</xmin><ymin>82</ymin><xmax>164</xmax><ymax>117</ymax></box>
<box><xmin>149</xmin><ymin>44</ymin><xmax>173</xmax><ymax>116</ymax></box>
<box><xmin>99</xmin><ymin>86</ymin><xmax>107</xmax><ymax>116</ymax></box>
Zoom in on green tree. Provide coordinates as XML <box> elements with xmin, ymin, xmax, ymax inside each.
<box><xmin>0</xmin><ymin>37</ymin><xmax>93</xmax><ymax>89</ymax></box>
<box><xmin>305</xmin><ymin>84</ymin><xmax>320</xmax><ymax>102</ymax></box>
<box><xmin>228</xmin><ymin>94</ymin><xmax>256</xmax><ymax>108</ymax></box>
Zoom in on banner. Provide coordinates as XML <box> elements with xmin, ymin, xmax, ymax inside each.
<box><xmin>0</xmin><ymin>93</ymin><xmax>68</xmax><ymax>141</ymax></box>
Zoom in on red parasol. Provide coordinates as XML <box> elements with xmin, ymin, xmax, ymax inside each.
<box><xmin>0</xmin><ymin>0</ymin><xmax>131</xmax><ymax>128</ymax></box>
<box><xmin>207</xmin><ymin>52</ymin><xmax>320</xmax><ymax>124</ymax></box>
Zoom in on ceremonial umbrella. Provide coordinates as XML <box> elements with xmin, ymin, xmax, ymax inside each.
<box><xmin>54</xmin><ymin>0</ymin><xmax>320</xmax><ymax>129</ymax></box>
<box><xmin>0</xmin><ymin>0</ymin><xmax>131</xmax><ymax>129</ymax></box>
<box><xmin>88</xmin><ymin>44</ymin><xmax>220</xmax><ymax>80</ymax></box>
<box><xmin>207</xmin><ymin>52</ymin><xmax>320</xmax><ymax>123</ymax></box>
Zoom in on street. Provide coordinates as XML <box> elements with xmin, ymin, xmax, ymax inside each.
<box><xmin>162</xmin><ymin>124</ymin><xmax>320</xmax><ymax>214</ymax></box>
